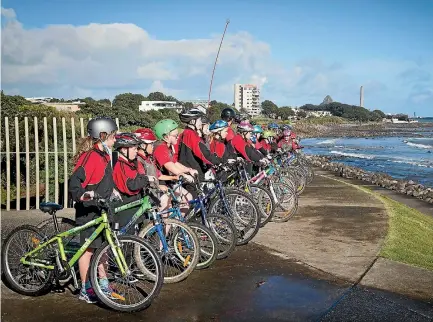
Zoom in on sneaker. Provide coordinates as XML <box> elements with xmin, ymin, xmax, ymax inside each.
<box><xmin>78</xmin><ymin>287</ymin><xmax>98</xmax><ymax>304</ymax></box>
<box><xmin>101</xmin><ymin>284</ymin><xmax>125</xmax><ymax>301</ymax></box>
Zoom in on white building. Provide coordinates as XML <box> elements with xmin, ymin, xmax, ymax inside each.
<box><xmin>139</xmin><ymin>101</ymin><xmax>182</xmax><ymax>112</ymax></box>
<box><xmin>183</xmin><ymin>99</ymin><xmax>208</xmax><ymax>113</ymax></box>
<box><xmin>234</xmin><ymin>84</ymin><xmax>261</xmax><ymax>116</ymax></box>
<box><xmin>306</xmin><ymin>110</ymin><xmax>332</xmax><ymax>117</ymax></box>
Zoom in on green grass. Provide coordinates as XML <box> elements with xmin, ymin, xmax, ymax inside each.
<box><xmin>378</xmin><ymin>195</ymin><xmax>433</xmax><ymax>271</ymax></box>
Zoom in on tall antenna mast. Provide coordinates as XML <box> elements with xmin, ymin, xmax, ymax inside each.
<box><xmin>208</xmin><ymin>19</ymin><xmax>230</xmax><ymax>108</ymax></box>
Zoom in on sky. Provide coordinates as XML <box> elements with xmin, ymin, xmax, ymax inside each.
<box><xmin>1</xmin><ymin>0</ymin><xmax>432</xmax><ymax>116</ymax></box>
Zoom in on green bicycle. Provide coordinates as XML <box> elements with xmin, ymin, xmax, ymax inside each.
<box><xmin>1</xmin><ymin>194</ymin><xmax>164</xmax><ymax>312</ymax></box>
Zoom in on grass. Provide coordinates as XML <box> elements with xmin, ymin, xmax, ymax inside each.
<box><xmin>297</xmin><ymin>116</ymin><xmax>346</xmax><ymax>125</ymax></box>
<box><xmin>377</xmin><ymin>195</ymin><xmax>433</xmax><ymax>271</ymax></box>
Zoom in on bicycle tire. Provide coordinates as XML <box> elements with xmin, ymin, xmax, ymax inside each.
<box><xmin>137</xmin><ymin>218</ymin><xmax>200</xmax><ymax>284</ymax></box>
<box><xmin>188</xmin><ymin>222</ymin><xmax>218</xmax><ymax>270</ymax></box>
<box><xmin>208</xmin><ymin>188</ymin><xmax>261</xmax><ymax>246</ymax></box>
<box><xmin>1</xmin><ymin>225</ymin><xmax>54</xmax><ymax>296</ymax></box>
<box><xmin>248</xmin><ymin>184</ymin><xmax>275</xmax><ymax>227</ymax></box>
<box><xmin>272</xmin><ymin>182</ymin><xmax>299</xmax><ymax>222</ymax></box>
<box><xmin>203</xmin><ymin>214</ymin><xmax>237</xmax><ymax>260</ymax></box>
<box><xmin>90</xmin><ymin>235</ymin><xmax>163</xmax><ymax>312</ymax></box>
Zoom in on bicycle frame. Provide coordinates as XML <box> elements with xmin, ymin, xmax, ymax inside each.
<box><xmin>21</xmin><ymin>212</ymin><xmax>128</xmax><ymax>276</ymax></box>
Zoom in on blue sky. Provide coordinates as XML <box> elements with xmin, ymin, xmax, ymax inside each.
<box><xmin>1</xmin><ymin>0</ymin><xmax>432</xmax><ymax>115</ymax></box>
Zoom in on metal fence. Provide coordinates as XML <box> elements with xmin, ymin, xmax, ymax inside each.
<box><xmin>1</xmin><ymin>116</ymin><xmax>119</xmax><ymax>211</ymax></box>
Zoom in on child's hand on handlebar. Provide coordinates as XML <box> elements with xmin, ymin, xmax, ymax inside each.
<box><xmin>80</xmin><ymin>191</ymin><xmax>95</xmax><ymax>201</ymax></box>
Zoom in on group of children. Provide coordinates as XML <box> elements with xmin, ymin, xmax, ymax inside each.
<box><xmin>68</xmin><ymin>107</ymin><xmax>301</xmax><ymax>303</ymax></box>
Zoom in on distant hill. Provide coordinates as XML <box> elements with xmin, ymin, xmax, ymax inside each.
<box><xmin>320</xmin><ymin>95</ymin><xmax>333</xmax><ymax>105</ymax></box>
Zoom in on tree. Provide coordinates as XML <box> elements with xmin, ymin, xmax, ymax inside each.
<box><xmin>372</xmin><ymin>109</ymin><xmax>386</xmax><ymax>118</ymax></box>
<box><xmin>147</xmin><ymin>91</ymin><xmax>166</xmax><ymax>101</ymax></box>
<box><xmin>111</xmin><ymin>93</ymin><xmax>147</xmax><ymax>126</ymax></box>
<box><xmin>183</xmin><ymin>102</ymin><xmax>194</xmax><ymax>109</ymax></box>
<box><xmin>207</xmin><ymin>100</ymin><xmax>234</xmax><ymax>122</ymax></box>
<box><xmin>276</xmin><ymin>106</ymin><xmax>295</xmax><ymax>119</ymax></box>
<box><xmin>297</xmin><ymin>110</ymin><xmax>307</xmax><ymax>118</ymax></box>
<box><xmin>261</xmin><ymin>100</ymin><xmax>278</xmax><ymax>117</ymax></box>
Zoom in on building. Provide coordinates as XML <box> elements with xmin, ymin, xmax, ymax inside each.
<box><xmin>183</xmin><ymin>99</ymin><xmax>208</xmax><ymax>113</ymax></box>
<box><xmin>306</xmin><ymin>110</ymin><xmax>332</xmax><ymax>118</ymax></box>
<box><xmin>25</xmin><ymin>97</ymin><xmax>84</xmax><ymax>112</ymax></box>
<box><xmin>139</xmin><ymin>101</ymin><xmax>182</xmax><ymax>112</ymax></box>
<box><xmin>234</xmin><ymin>84</ymin><xmax>261</xmax><ymax>116</ymax></box>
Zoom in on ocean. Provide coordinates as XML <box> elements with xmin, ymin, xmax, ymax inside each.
<box><xmin>302</xmin><ymin>118</ymin><xmax>433</xmax><ymax>187</ymax></box>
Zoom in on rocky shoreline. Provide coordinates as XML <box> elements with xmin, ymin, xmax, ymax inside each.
<box><xmin>305</xmin><ymin>155</ymin><xmax>433</xmax><ymax>204</ymax></box>
<box><xmin>294</xmin><ymin>122</ymin><xmax>433</xmax><ymax>139</ymax></box>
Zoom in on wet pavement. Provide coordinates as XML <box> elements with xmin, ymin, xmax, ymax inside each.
<box><xmin>2</xmin><ymin>243</ymin><xmax>433</xmax><ymax>322</ymax></box>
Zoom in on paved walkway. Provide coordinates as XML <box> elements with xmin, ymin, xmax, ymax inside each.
<box><xmin>254</xmin><ymin>169</ymin><xmax>433</xmax><ymax>303</ymax></box>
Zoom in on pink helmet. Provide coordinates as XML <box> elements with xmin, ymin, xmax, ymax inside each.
<box><xmin>283</xmin><ymin>129</ymin><xmax>292</xmax><ymax>137</ymax></box>
<box><xmin>237</xmin><ymin>121</ymin><xmax>254</xmax><ymax>133</ymax></box>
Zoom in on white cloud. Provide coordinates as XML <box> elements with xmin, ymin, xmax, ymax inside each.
<box><xmin>1</xmin><ymin>7</ymin><xmax>15</xmax><ymax>19</ymax></box>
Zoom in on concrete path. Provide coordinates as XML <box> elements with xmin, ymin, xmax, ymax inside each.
<box><xmin>254</xmin><ymin>171</ymin><xmax>388</xmax><ymax>283</ymax></box>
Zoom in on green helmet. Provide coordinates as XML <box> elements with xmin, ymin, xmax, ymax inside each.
<box><xmin>262</xmin><ymin>130</ymin><xmax>275</xmax><ymax>139</ymax></box>
<box><xmin>154</xmin><ymin>119</ymin><xmax>178</xmax><ymax>140</ymax></box>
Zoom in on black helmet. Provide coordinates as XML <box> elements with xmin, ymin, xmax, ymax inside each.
<box><xmin>179</xmin><ymin>107</ymin><xmax>205</xmax><ymax>123</ymax></box>
<box><xmin>221</xmin><ymin>108</ymin><xmax>236</xmax><ymax>121</ymax></box>
<box><xmin>114</xmin><ymin>133</ymin><xmax>140</xmax><ymax>150</ymax></box>
<box><xmin>87</xmin><ymin>117</ymin><xmax>118</xmax><ymax>139</ymax></box>
<box><xmin>234</xmin><ymin>113</ymin><xmax>249</xmax><ymax>124</ymax></box>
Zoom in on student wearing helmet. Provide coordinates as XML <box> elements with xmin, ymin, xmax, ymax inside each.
<box><xmin>209</xmin><ymin>120</ymin><xmax>237</xmax><ymax>162</ymax></box>
<box><xmin>260</xmin><ymin>130</ymin><xmax>278</xmax><ymax>153</ymax></box>
<box><xmin>152</xmin><ymin>119</ymin><xmax>197</xmax><ymax>179</ymax></box>
<box><xmin>134</xmin><ymin>126</ymin><xmax>193</xmax><ymax>215</ymax></box>
<box><xmin>252</xmin><ymin>125</ymin><xmax>269</xmax><ymax>156</ymax></box>
<box><xmin>69</xmin><ymin>116</ymin><xmax>118</xmax><ymax>303</ymax></box>
<box><xmin>278</xmin><ymin>129</ymin><xmax>296</xmax><ymax>152</ymax></box>
<box><xmin>220</xmin><ymin>107</ymin><xmax>237</xmax><ymax>142</ymax></box>
<box><xmin>177</xmin><ymin>108</ymin><xmax>222</xmax><ymax>181</ymax></box>
<box><xmin>232</xmin><ymin>121</ymin><xmax>267</xmax><ymax>165</ymax></box>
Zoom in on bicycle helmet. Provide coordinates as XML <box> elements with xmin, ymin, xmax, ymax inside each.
<box><xmin>134</xmin><ymin>128</ymin><xmax>157</xmax><ymax>143</ymax></box>
<box><xmin>154</xmin><ymin>119</ymin><xmax>179</xmax><ymax>140</ymax></box>
<box><xmin>250</xmin><ymin>135</ymin><xmax>257</xmax><ymax>144</ymax></box>
<box><xmin>114</xmin><ymin>133</ymin><xmax>140</xmax><ymax>150</ymax></box>
<box><xmin>209</xmin><ymin>120</ymin><xmax>229</xmax><ymax>132</ymax></box>
<box><xmin>283</xmin><ymin>129</ymin><xmax>292</xmax><ymax>137</ymax></box>
<box><xmin>268</xmin><ymin>123</ymin><xmax>279</xmax><ymax>130</ymax></box>
<box><xmin>179</xmin><ymin>107</ymin><xmax>205</xmax><ymax>124</ymax></box>
<box><xmin>87</xmin><ymin>117</ymin><xmax>118</xmax><ymax>139</ymax></box>
<box><xmin>234</xmin><ymin>113</ymin><xmax>249</xmax><ymax>124</ymax></box>
<box><xmin>237</xmin><ymin>121</ymin><xmax>254</xmax><ymax>133</ymax></box>
<box><xmin>253</xmin><ymin>125</ymin><xmax>263</xmax><ymax>133</ymax></box>
<box><xmin>281</xmin><ymin>124</ymin><xmax>292</xmax><ymax>130</ymax></box>
<box><xmin>220</xmin><ymin>108</ymin><xmax>236</xmax><ymax>121</ymax></box>
<box><xmin>262</xmin><ymin>130</ymin><xmax>276</xmax><ymax>139</ymax></box>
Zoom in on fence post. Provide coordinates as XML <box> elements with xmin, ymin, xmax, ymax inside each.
<box><xmin>71</xmin><ymin>117</ymin><xmax>76</xmax><ymax>155</ymax></box>
<box><xmin>80</xmin><ymin>118</ymin><xmax>85</xmax><ymax>138</ymax></box>
<box><xmin>24</xmin><ymin>117</ymin><xmax>30</xmax><ymax>210</ymax></box>
<box><xmin>115</xmin><ymin>118</ymin><xmax>120</xmax><ymax>131</ymax></box>
<box><xmin>15</xmin><ymin>117</ymin><xmax>20</xmax><ymax>211</ymax></box>
<box><xmin>62</xmin><ymin>118</ymin><xmax>68</xmax><ymax>207</ymax></box>
<box><xmin>34</xmin><ymin>117</ymin><xmax>40</xmax><ymax>209</ymax></box>
<box><xmin>5</xmin><ymin>117</ymin><xmax>11</xmax><ymax>211</ymax></box>
<box><xmin>53</xmin><ymin>117</ymin><xmax>59</xmax><ymax>203</ymax></box>
<box><xmin>44</xmin><ymin>117</ymin><xmax>49</xmax><ymax>202</ymax></box>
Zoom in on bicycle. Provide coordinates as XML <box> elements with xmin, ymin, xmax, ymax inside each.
<box><xmin>1</xmin><ymin>194</ymin><xmax>163</xmax><ymax>312</ymax></box>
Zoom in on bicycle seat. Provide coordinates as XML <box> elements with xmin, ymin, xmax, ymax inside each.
<box><xmin>40</xmin><ymin>202</ymin><xmax>63</xmax><ymax>214</ymax></box>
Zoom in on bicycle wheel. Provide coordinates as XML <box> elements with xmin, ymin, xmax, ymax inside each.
<box><xmin>1</xmin><ymin>225</ymin><xmax>54</xmax><ymax>296</ymax></box>
<box><xmin>137</xmin><ymin>218</ymin><xmax>200</xmax><ymax>284</ymax></box>
<box><xmin>248</xmin><ymin>184</ymin><xmax>275</xmax><ymax>227</ymax></box>
<box><xmin>188</xmin><ymin>222</ymin><xmax>218</xmax><ymax>270</ymax></box>
<box><xmin>201</xmin><ymin>214</ymin><xmax>237</xmax><ymax>260</ymax></box>
<box><xmin>209</xmin><ymin>188</ymin><xmax>260</xmax><ymax>246</ymax></box>
<box><xmin>90</xmin><ymin>235</ymin><xmax>163</xmax><ymax>312</ymax></box>
<box><xmin>272</xmin><ymin>182</ymin><xmax>299</xmax><ymax>222</ymax></box>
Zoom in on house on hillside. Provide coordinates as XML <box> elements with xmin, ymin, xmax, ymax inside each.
<box><xmin>139</xmin><ymin>101</ymin><xmax>182</xmax><ymax>112</ymax></box>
